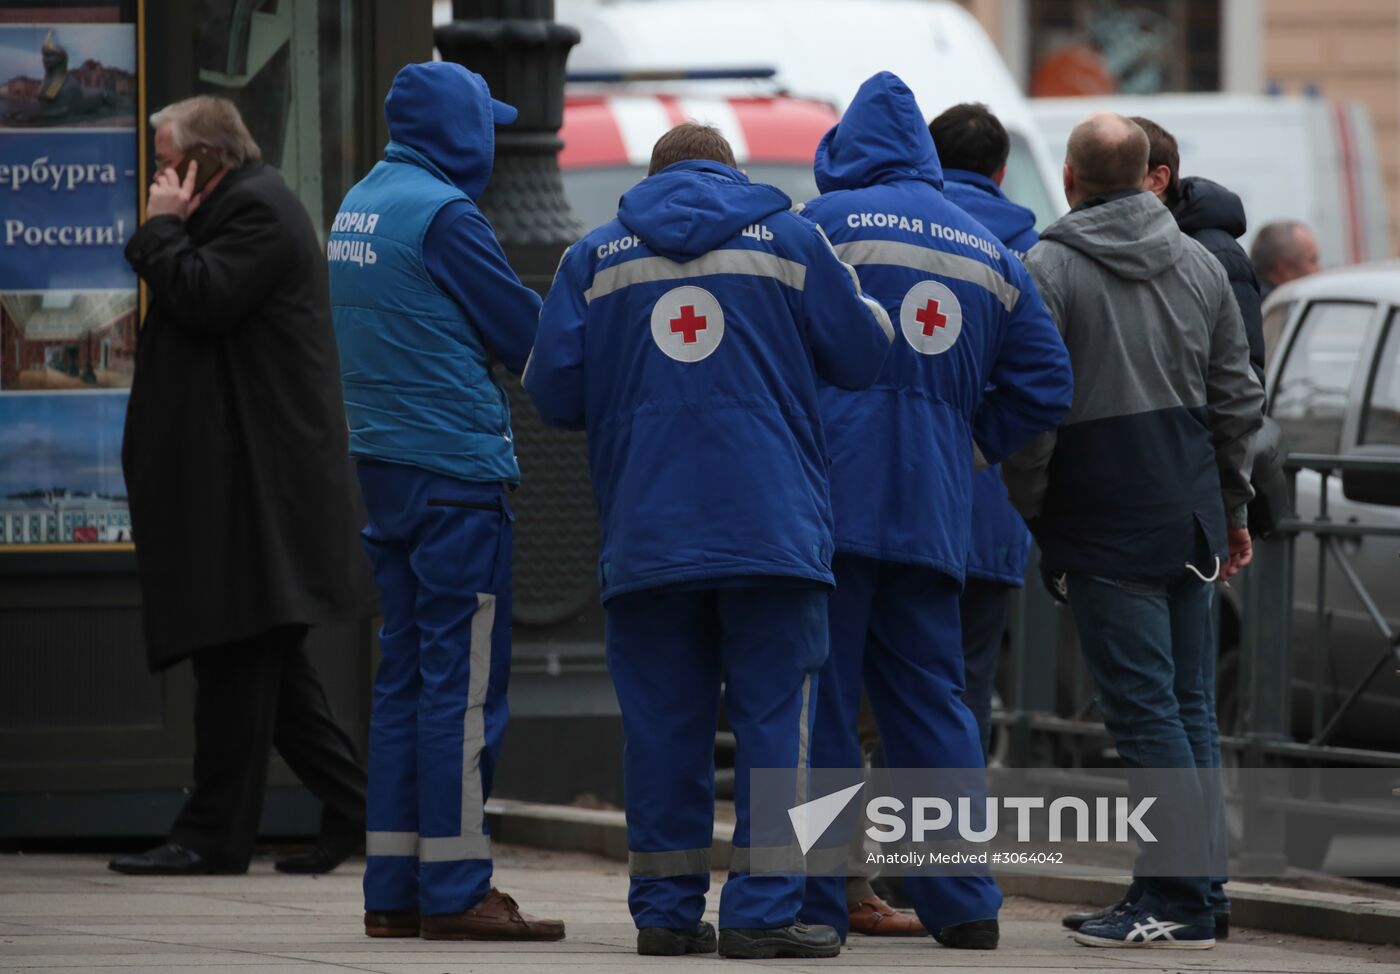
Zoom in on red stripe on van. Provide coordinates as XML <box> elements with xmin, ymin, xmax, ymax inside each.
<box><xmin>731</xmin><ymin>97</ymin><xmax>836</xmax><ymax>163</ymax></box>
<box><xmin>559</xmin><ymin>96</ymin><xmax>628</xmax><ymax>168</ymax></box>
<box><xmin>1332</xmin><ymin>100</ymin><xmax>1364</xmax><ymax>264</ymax></box>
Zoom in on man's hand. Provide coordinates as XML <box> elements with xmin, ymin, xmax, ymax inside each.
<box><xmin>146</xmin><ymin>160</ymin><xmax>201</xmax><ymax>221</ymax></box>
<box><xmin>1223</xmin><ymin>527</ymin><xmax>1253</xmax><ymax>580</ymax></box>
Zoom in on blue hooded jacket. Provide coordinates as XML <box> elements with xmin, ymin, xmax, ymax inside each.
<box><xmin>525</xmin><ymin>160</ymin><xmax>894</xmax><ymax>601</ymax></box>
<box><xmin>802</xmin><ymin>72</ymin><xmax>1072</xmax><ymax>581</ymax></box>
<box><xmin>328</xmin><ymin>62</ymin><xmax>541</xmax><ymax>484</ymax></box>
<box><xmin>943</xmin><ymin>168</ymin><xmax>1041</xmax><ymax>585</ymax></box>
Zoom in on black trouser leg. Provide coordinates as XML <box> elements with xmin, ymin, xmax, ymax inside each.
<box><xmin>169</xmin><ymin>627</ymin><xmax>293</xmax><ymax>871</ymax></box>
<box><xmin>272</xmin><ymin>633</ymin><xmax>367</xmax><ymax>845</ymax></box>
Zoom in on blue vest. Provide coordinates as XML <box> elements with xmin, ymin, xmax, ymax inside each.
<box><xmin>328</xmin><ymin>143</ymin><xmax>518</xmax><ymax>485</ymax></box>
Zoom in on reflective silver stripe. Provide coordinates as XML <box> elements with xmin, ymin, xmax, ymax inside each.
<box><xmin>366</xmin><ymin>831</ymin><xmax>418</xmax><ymax>857</ymax></box>
<box><xmin>458</xmin><ymin>592</ymin><xmax>495</xmax><ymax>862</ymax></box>
<box><xmin>834</xmin><ymin>239</ymin><xmax>1021</xmax><ymax>312</ymax></box>
<box><xmin>629</xmin><ymin>847</ymin><xmax>711</xmax><ymax>877</ymax></box>
<box><xmin>584</xmin><ymin>250</ymin><xmax>807</xmax><ymax>303</ymax></box>
<box><xmin>420</xmin><ymin>832</ymin><xmax>493</xmax><ymax>863</ymax></box>
<box><xmin>815</xmin><ymin>225</ymin><xmax>894</xmax><ymax>343</ymax></box>
<box><xmin>796</xmin><ymin>673</ymin><xmax>813</xmax><ymax>810</ymax></box>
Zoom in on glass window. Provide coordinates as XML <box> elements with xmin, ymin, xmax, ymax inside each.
<box><xmin>1360</xmin><ymin>310</ymin><xmax>1400</xmax><ymax>447</ymax></box>
<box><xmin>1262</xmin><ymin>300</ymin><xmax>1295</xmax><ymax>369</ymax></box>
<box><xmin>1002</xmin><ymin>133</ymin><xmax>1058</xmax><ymax>232</ymax></box>
<box><xmin>1271</xmin><ymin>302</ymin><xmax>1374</xmax><ymax>455</ymax></box>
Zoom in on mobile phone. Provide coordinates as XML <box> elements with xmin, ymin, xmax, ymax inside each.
<box><xmin>174</xmin><ymin>145</ymin><xmax>221</xmax><ymax>194</ymax></box>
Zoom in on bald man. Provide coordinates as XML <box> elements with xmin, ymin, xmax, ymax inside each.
<box><xmin>1004</xmin><ymin>113</ymin><xmax>1264</xmax><ymax>950</ymax></box>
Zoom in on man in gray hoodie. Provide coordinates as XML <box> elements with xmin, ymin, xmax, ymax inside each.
<box><xmin>1004</xmin><ymin>113</ymin><xmax>1264</xmax><ymax>950</ymax></box>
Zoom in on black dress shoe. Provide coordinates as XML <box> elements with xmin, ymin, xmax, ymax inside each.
<box><xmin>109</xmin><ymin>843</ymin><xmax>217</xmax><ymax>875</ymax></box>
<box><xmin>718</xmin><ymin>923</ymin><xmax>841</xmax><ymax>959</ymax></box>
<box><xmin>637</xmin><ymin>921</ymin><xmax>717</xmax><ymax>956</ymax></box>
<box><xmin>933</xmin><ymin>917</ymin><xmax>999</xmax><ymax>950</ymax></box>
<box><xmin>274</xmin><ymin>837</ymin><xmax>360</xmax><ymax>875</ymax></box>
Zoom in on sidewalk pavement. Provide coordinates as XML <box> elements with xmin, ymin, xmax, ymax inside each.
<box><xmin>2</xmin><ymin>845</ymin><xmax>1398</xmax><ymax>973</ymax></box>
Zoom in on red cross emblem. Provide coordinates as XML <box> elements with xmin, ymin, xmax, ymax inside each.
<box><xmin>670</xmin><ymin>305</ymin><xmax>708</xmax><ymax>344</ymax></box>
<box><xmin>915</xmin><ymin>299</ymin><xmax>948</xmax><ymax>337</ymax></box>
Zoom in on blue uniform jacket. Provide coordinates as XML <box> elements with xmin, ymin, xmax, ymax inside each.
<box><xmin>802</xmin><ymin>72</ymin><xmax>1072</xmax><ymax>582</ymax></box>
<box><xmin>525</xmin><ymin>160</ymin><xmax>894</xmax><ymax>602</ymax></box>
<box><xmin>943</xmin><ymin>168</ymin><xmax>1041</xmax><ymax>586</ymax></box>
<box><xmin>328</xmin><ymin>62</ymin><xmax>540</xmax><ymax>485</ymax></box>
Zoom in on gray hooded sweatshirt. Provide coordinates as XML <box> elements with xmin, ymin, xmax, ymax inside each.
<box><xmin>1004</xmin><ymin>191</ymin><xmax>1265</xmax><ymax>581</ymax></box>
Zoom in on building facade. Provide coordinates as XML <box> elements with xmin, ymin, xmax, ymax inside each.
<box><xmin>958</xmin><ymin>0</ymin><xmax>1399</xmax><ymax>254</ymax></box>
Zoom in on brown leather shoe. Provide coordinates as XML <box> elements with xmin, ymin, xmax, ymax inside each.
<box><xmin>848</xmin><ymin>895</ymin><xmax>927</xmax><ymax>936</ymax></box>
<box><xmin>420</xmin><ymin>889</ymin><xmax>566</xmax><ymax>942</ymax></box>
<box><xmin>365</xmin><ymin>910</ymin><xmax>419</xmax><ymax>938</ymax></box>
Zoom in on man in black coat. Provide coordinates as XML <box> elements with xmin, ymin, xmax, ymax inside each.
<box><xmin>109</xmin><ymin>96</ymin><xmax>372</xmax><ymax>877</ymax></box>
<box><xmin>1133</xmin><ymin>116</ymin><xmax>1265</xmax><ymax>385</ymax></box>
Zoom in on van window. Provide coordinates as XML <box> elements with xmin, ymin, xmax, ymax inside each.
<box><xmin>1261</xmin><ymin>300</ymin><xmax>1295</xmax><ymax>369</ymax></box>
<box><xmin>1271</xmin><ymin>301</ymin><xmax>1374</xmax><ymax>455</ymax></box>
<box><xmin>1360</xmin><ymin>309</ymin><xmax>1400</xmax><ymax>446</ymax></box>
<box><xmin>1000</xmin><ymin>132</ymin><xmax>1057</xmax><ymax>232</ymax></box>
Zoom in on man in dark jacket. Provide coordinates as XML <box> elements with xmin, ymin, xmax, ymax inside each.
<box><xmin>1005</xmin><ymin>113</ymin><xmax>1264</xmax><ymax>950</ymax></box>
<box><xmin>797</xmin><ymin>74</ymin><xmax>1073</xmax><ymax>950</ymax></box>
<box><xmin>328</xmin><ymin>63</ymin><xmax>562</xmax><ymax>943</ymax></box>
<box><xmin>1132</xmin><ymin>117</ymin><xmax>1265</xmax><ymax>385</ymax></box>
<box><xmin>528</xmin><ymin>122</ymin><xmax>893</xmax><ymax>959</ymax></box>
<box><xmin>110</xmin><ymin>96</ymin><xmax>370</xmax><ymax>877</ymax></box>
<box><xmin>929</xmin><ymin>102</ymin><xmax>1042</xmax><ymax>760</ymax></box>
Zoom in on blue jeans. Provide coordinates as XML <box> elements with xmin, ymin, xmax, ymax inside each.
<box><xmin>1065</xmin><ymin>573</ymin><xmax>1228</xmax><ymax>927</ymax></box>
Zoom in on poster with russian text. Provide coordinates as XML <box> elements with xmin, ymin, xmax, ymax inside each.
<box><xmin>0</xmin><ymin>13</ymin><xmax>137</xmax><ymax>546</ymax></box>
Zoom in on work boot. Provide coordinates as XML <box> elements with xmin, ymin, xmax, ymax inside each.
<box><xmin>637</xmin><ymin>921</ymin><xmax>717</xmax><ymax>955</ymax></box>
<box><xmin>933</xmin><ymin>917</ymin><xmax>999</xmax><ymax>949</ymax></box>
<box><xmin>364</xmin><ymin>910</ymin><xmax>419</xmax><ymax>938</ymax></box>
<box><xmin>419</xmin><ymin>888</ymin><xmax>565</xmax><ymax>941</ymax></box>
<box><xmin>847</xmin><ymin>895</ymin><xmax>926</xmax><ymax>936</ymax></box>
<box><xmin>718</xmin><ymin>923</ymin><xmax>841</xmax><ymax>959</ymax></box>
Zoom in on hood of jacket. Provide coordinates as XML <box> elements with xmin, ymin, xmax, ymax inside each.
<box><xmin>814</xmin><ymin>71</ymin><xmax>943</xmax><ymax>194</ymax></box>
<box><xmin>943</xmin><ymin>169</ymin><xmax>1036</xmax><ymax>244</ymax></box>
<box><xmin>1043</xmin><ymin>191</ymin><xmax>1183</xmax><ymax>281</ymax></box>
<box><xmin>1173</xmin><ymin>175</ymin><xmax>1247</xmax><ymax>241</ymax></box>
<box><xmin>383</xmin><ymin>61</ymin><xmax>515</xmax><ymax>199</ymax></box>
<box><xmin>617</xmin><ymin>160</ymin><xmax>791</xmax><ymax>262</ymax></box>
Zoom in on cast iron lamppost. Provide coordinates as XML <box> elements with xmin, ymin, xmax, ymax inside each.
<box><xmin>435</xmin><ymin>5</ymin><xmax>600</xmax><ymax>629</ymax></box>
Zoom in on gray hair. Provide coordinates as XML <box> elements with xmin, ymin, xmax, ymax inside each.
<box><xmin>150</xmin><ymin>95</ymin><xmax>261</xmax><ymax>168</ymax></box>
<box><xmin>1250</xmin><ymin>221</ymin><xmax>1305</xmax><ymax>278</ymax></box>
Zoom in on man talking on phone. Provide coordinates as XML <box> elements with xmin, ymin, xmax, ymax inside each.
<box><xmin>110</xmin><ymin>96</ymin><xmax>373</xmax><ymax>878</ymax></box>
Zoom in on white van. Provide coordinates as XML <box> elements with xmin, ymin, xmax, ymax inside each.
<box><xmin>1032</xmin><ymin>94</ymin><xmax>1389</xmax><ymax>267</ymax></box>
<box><xmin>554</xmin><ymin>0</ymin><xmax>1067</xmax><ymax>228</ymax></box>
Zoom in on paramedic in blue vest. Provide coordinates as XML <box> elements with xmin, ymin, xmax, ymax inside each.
<box><xmin>929</xmin><ymin>102</ymin><xmax>1041</xmax><ymax>758</ymax></box>
<box><xmin>796</xmin><ymin>73</ymin><xmax>1073</xmax><ymax>949</ymax></box>
<box><xmin>326</xmin><ymin>62</ymin><xmax>564</xmax><ymax>943</ymax></box>
<box><xmin>525</xmin><ymin>122</ymin><xmax>894</xmax><ymax>961</ymax></box>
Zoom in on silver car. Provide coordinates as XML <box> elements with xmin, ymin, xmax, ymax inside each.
<box><xmin>1259</xmin><ymin>260</ymin><xmax>1400</xmax><ymax>752</ymax></box>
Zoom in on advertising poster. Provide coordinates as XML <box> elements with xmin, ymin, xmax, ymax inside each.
<box><xmin>0</xmin><ymin>9</ymin><xmax>139</xmax><ymax>547</ymax></box>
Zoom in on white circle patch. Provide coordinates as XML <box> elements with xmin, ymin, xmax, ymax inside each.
<box><xmin>650</xmin><ymin>285</ymin><xmax>725</xmax><ymax>363</ymax></box>
<box><xmin>899</xmin><ymin>280</ymin><xmax>962</xmax><ymax>355</ymax></box>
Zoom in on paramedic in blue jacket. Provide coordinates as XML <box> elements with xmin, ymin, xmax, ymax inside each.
<box><xmin>797</xmin><ymin>74</ymin><xmax>1073</xmax><ymax>949</ymax></box>
<box><xmin>327</xmin><ymin>62</ymin><xmax>564</xmax><ymax>943</ymax></box>
<box><xmin>930</xmin><ymin>102</ymin><xmax>1041</xmax><ymax>758</ymax></box>
<box><xmin>525</xmin><ymin>122</ymin><xmax>893</xmax><ymax>960</ymax></box>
